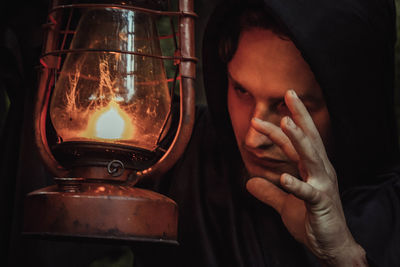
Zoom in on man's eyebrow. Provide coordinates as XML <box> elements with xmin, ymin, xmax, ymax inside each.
<box><xmin>227</xmin><ymin>72</ymin><xmax>246</xmax><ymax>89</ymax></box>
<box><xmin>227</xmin><ymin>71</ymin><xmax>321</xmax><ymax>103</ymax></box>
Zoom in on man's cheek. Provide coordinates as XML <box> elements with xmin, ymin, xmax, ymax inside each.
<box><xmin>234</xmin><ymin>119</ymin><xmax>249</xmax><ymax>146</ymax></box>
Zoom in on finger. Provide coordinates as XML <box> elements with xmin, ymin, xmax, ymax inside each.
<box><xmin>284</xmin><ymin>90</ymin><xmax>329</xmax><ymax>161</ymax></box>
<box><xmin>246</xmin><ymin>177</ymin><xmax>288</xmax><ymax>214</ymax></box>
<box><xmin>280</xmin><ymin>173</ymin><xmax>322</xmax><ymax>205</ymax></box>
<box><xmin>281</xmin><ymin>116</ymin><xmax>326</xmax><ymax>178</ymax></box>
<box><xmin>251</xmin><ymin>118</ymin><xmax>300</xmax><ymax>162</ymax></box>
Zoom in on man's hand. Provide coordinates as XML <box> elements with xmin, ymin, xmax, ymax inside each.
<box><xmin>246</xmin><ymin>90</ymin><xmax>368</xmax><ymax>267</ymax></box>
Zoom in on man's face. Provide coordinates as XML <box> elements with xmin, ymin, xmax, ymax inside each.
<box><xmin>227</xmin><ymin>28</ymin><xmax>332</xmax><ymax>184</ymax></box>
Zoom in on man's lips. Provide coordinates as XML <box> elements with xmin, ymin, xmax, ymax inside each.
<box><xmin>244</xmin><ymin>150</ymin><xmax>288</xmax><ymax>169</ymax></box>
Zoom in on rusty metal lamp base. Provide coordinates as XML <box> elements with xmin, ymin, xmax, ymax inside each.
<box><xmin>23</xmin><ymin>180</ymin><xmax>178</xmax><ymax>245</ymax></box>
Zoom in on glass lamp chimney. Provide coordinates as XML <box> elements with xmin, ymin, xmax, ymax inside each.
<box><xmin>50</xmin><ymin>8</ymin><xmax>171</xmax><ymax>150</ymax></box>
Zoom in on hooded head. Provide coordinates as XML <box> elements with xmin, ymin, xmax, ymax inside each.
<box><xmin>202</xmin><ymin>0</ymin><xmax>399</xmax><ymax>189</ymax></box>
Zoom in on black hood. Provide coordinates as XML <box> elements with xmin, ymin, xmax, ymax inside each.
<box><xmin>202</xmin><ymin>0</ymin><xmax>399</xmax><ymax>189</ymax></box>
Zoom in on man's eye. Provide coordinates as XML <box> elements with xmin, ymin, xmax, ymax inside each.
<box><xmin>276</xmin><ymin>101</ymin><xmax>290</xmax><ymax>115</ymax></box>
<box><xmin>234</xmin><ymin>86</ymin><xmax>250</xmax><ymax>96</ymax></box>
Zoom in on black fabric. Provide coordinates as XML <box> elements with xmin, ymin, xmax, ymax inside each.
<box><xmin>342</xmin><ymin>171</ymin><xmax>400</xmax><ymax>267</ymax></box>
<box><xmin>135</xmin><ymin>0</ymin><xmax>400</xmax><ymax>266</ymax></box>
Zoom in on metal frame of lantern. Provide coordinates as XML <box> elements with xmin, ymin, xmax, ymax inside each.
<box><xmin>23</xmin><ymin>0</ymin><xmax>196</xmax><ymax>244</ymax></box>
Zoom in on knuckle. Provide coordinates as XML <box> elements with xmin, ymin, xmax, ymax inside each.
<box><xmin>309</xmin><ymin>187</ymin><xmax>322</xmax><ymax>204</ymax></box>
<box><xmin>325</xmin><ymin>164</ymin><xmax>337</xmax><ymax>179</ymax></box>
<box><xmin>294</xmin><ymin>127</ymin><xmax>307</xmax><ymax>143</ymax></box>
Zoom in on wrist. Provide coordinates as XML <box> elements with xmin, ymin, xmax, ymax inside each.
<box><xmin>321</xmin><ymin>240</ymin><xmax>368</xmax><ymax>267</ymax></box>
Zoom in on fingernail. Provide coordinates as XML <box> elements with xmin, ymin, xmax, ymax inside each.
<box><xmin>289</xmin><ymin>89</ymin><xmax>298</xmax><ymax>98</ymax></box>
<box><xmin>284</xmin><ymin>174</ymin><xmax>293</xmax><ymax>185</ymax></box>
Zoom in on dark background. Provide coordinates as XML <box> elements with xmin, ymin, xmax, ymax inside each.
<box><xmin>1</xmin><ymin>0</ymin><xmax>399</xmax><ymax>266</ymax></box>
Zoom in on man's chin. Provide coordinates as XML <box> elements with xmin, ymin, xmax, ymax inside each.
<box><xmin>244</xmin><ymin>160</ymin><xmax>300</xmax><ymax>186</ymax></box>
<box><xmin>245</xmin><ymin>164</ymin><xmax>283</xmax><ymax>186</ymax></box>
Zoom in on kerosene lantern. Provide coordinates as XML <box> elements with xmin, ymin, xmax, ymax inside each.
<box><xmin>23</xmin><ymin>0</ymin><xmax>196</xmax><ymax>244</ymax></box>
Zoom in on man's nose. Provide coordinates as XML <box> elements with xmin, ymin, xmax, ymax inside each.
<box><xmin>245</xmin><ymin>103</ymin><xmax>281</xmax><ymax>150</ymax></box>
<box><xmin>244</xmin><ymin>126</ymin><xmax>274</xmax><ymax>150</ymax></box>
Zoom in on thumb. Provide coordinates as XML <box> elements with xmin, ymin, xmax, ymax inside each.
<box><xmin>246</xmin><ymin>177</ymin><xmax>288</xmax><ymax>214</ymax></box>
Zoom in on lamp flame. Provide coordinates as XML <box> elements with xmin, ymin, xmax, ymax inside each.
<box><xmin>82</xmin><ymin>101</ymin><xmax>134</xmax><ymax>140</ymax></box>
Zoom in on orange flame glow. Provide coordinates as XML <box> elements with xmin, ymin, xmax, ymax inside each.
<box><xmin>82</xmin><ymin>101</ymin><xmax>134</xmax><ymax>140</ymax></box>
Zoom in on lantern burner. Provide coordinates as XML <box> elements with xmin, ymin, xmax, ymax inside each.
<box><xmin>51</xmin><ymin>141</ymin><xmax>162</xmax><ymax>182</ymax></box>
